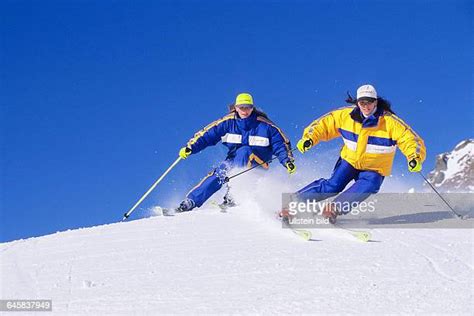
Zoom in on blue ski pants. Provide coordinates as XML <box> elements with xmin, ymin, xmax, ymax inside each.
<box><xmin>296</xmin><ymin>158</ymin><xmax>384</xmax><ymax>213</ymax></box>
<box><xmin>186</xmin><ymin>162</ymin><xmax>231</xmax><ymax>207</ymax></box>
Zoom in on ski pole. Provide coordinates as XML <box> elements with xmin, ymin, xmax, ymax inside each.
<box><xmin>122</xmin><ymin>157</ymin><xmax>182</xmax><ymax>221</ymax></box>
<box><xmin>418</xmin><ymin>172</ymin><xmax>464</xmax><ymax>219</ymax></box>
<box><xmin>224</xmin><ymin>148</ymin><xmax>297</xmax><ymax>183</ymax></box>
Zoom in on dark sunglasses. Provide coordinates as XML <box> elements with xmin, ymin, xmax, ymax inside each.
<box><xmin>235</xmin><ymin>104</ymin><xmax>254</xmax><ymax>109</ymax></box>
<box><xmin>357</xmin><ymin>98</ymin><xmax>376</xmax><ymax>105</ymax></box>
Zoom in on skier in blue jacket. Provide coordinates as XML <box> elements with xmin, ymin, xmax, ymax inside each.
<box><xmin>175</xmin><ymin>93</ymin><xmax>296</xmax><ymax>212</ymax></box>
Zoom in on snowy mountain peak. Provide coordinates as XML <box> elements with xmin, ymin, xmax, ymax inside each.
<box><xmin>427</xmin><ymin>139</ymin><xmax>474</xmax><ymax>192</ymax></box>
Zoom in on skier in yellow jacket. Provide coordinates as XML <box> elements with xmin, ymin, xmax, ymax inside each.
<box><xmin>295</xmin><ymin>84</ymin><xmax>426</xmax><ymax>223</ymax></box>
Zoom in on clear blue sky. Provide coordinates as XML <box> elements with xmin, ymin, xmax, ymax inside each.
<box><xmin>1</xmin><ymin>0</ymin><xmax>472</xmax><ymax>242</ymax></box>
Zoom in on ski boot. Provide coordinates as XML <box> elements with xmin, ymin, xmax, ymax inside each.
<box><xmin>221</xmin><ymin>192</ymin><xmax>236</xmax><ymax>208</ymax></box>
<box><xmin>322</xmin><ymin>203</ymin><xmax>338</xmax><ymax>224</ymax></box>
<box><xmin>175</xmin><ymin>198</ymin><xmax>196</xmax><ymax>213</ymax></box>
<box><xmin>278</xmin><ymin>207</ymin><xmax>295</xmax><ymax>225</ymax></box>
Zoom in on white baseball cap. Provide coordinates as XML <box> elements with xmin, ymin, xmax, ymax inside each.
<box><xmin>357</xmin><ymin>84</ymin><xmax>377</xmax><ymax>100</ymax></box>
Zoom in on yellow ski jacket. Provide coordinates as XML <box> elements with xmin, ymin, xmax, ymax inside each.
<box><xmin>302</xmin><ymin>106</ymin><xmax>426</xmax><ymax>176</ymax></box>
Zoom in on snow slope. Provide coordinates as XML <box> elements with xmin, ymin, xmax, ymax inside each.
<box><xmin>1</xmin><ymin>206</ymin><xmax>473</xmax><ymax>315</ymax></box>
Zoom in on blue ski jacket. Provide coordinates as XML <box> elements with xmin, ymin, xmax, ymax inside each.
<box><xmin>186</xmin><ymin>111</ymin><xmax>294</xmax><ymax>169</ymax></box>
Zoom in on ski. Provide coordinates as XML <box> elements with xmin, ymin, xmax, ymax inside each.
<box><xmin>153</xmin><ymin>206</ymin><xmax>176</xmax><ymax>216</ymax></box>
<box><xmin>210</xmin><ymin>200</ymin><xmax>236</xmax><ymax>213</ymax></box>
<box><xmin>281</xmin><ymin>217</ymin><xmax>312</xmax><ymax>241</ymax></box>
<box><xmin>278</xmin><ymin>210</ymin><xmax>370</xmax><ymax>242</ymax></box>
<box><xmin>290</xmin><ymin>228</ymin><xmax>313</xmax><ymax>241</ymax></box>
<box><xmin>304</xmin><ymin>211</ymin><xmax>372</xmax><ymax>242</ymax></box>
<box><xmin>332</xmin><ymin>224</ymin><xmax>372</xmax><ymax>242</ymax></box>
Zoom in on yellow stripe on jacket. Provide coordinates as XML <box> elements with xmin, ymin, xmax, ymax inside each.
<box><xmin>187</xmin><ymin>113</ymin><xmax>235</xmax><ymax>147</ymax></box>
<box><xmin>302</xmin><ymin>106</ymin><xmax>426</xmax><ymax>176</ymax></box>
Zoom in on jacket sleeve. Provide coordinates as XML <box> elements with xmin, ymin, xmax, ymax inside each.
<box><xmin>388</xmin><ymin>114</ymin><xmax>426</xmax><ymax>162</ymax></box>
<box><xmin>269</xmin><ymin>125</ymin><xmax>294</xmax><ymax>166</ymax></box>
<box><xmin>302</xmin><ymin>109</ymin><xmax>343</xmax><ymax>145</ymax></box>
<box><xmin>186</xmin><ymin>115</ymin><xmax>232</xmax><ymax>154</ymax></box>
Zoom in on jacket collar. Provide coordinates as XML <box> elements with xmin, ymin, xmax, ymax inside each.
<box><xmin>350</xmin><ymin>106</ymin><xmax>384</xmax><ymax>128</ymax></box>
<box><xmin>235</xmin><ymin>111</ymin><xmax>258</xmax><ymax>130</ymax></box>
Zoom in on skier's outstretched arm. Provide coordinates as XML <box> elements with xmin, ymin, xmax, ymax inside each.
<box><xmin>298</xmin><ymin>109</ymin><xmax>343</xmax><ymax>153</ymax></box>
<box><xmin>179</xmin><ymin>114</ymin><xmax>233</xmax><ymax>159</ymax></box>
<box><xmin>388</xmin><ymin>114</ymin><xmax>426</xmax><ymax>172</ymax></box>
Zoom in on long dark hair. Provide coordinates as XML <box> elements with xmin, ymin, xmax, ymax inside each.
<box><xmin>345</xmin><ymin>92</ymin><xmax>395</xmax><ymax>115</ymax></box>
<box><xmin>228</xmin><ymin>104</ymin><xmax>269</xmax><ymax>119</ymax></box>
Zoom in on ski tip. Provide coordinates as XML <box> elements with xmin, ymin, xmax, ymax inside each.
<box><xmin>352</xmin><ymin>231</ymin><xmax>371</xmax><ymax>242</ymax></box>
<box><xmin>301</xmin><ymin>232</ymin><xmax>312</xmax><ymax>241</ymax></box>
<box><xmin>293</xmin><ymin>229</ymin><xmax>312</xmax><ymax>241</ymax></box>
